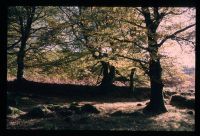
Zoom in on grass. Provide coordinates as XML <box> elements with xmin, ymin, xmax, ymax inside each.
<box><xmin>7</xmin><ymin>92</ymin><xmax>195</xmax><ymax>131</ymax></box>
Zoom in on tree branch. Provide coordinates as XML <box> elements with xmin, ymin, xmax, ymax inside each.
<box><xmin>7</xmin><ymin>38</ymin><xmax>21</xmax><ymax>50</ymax></box>
<box><xmin>158</xmin><ymin>24</ymin><xmax>196</xmax><ymax>47</ymax></box>
<box><xmin>116</xmin><ymin>54</ymin><xmax>148</xmax><ymax>64</ymax></box>
<box><xmin>110</xmin><ymin>36</ymin><xmax>149</xmax><ymax>51</ymax></box>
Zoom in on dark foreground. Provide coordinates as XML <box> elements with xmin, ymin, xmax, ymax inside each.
<box><xmin>7</xmin><ymin>80</ymin><xmax>195</xmax><ymax>130</ymax></box>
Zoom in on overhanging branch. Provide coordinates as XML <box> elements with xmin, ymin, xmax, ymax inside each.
<box><xmin>158</xmin><ymin>24</ymin><xmax>196</xmax><ymax>47</ymax></box>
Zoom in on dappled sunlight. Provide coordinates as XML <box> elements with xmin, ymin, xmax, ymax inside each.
<box><xmin>7</xmin><ymin>6</ymin><xmax>195</xmax><ymax>131</ymax></box>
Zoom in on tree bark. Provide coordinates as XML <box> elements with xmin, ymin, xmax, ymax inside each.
<box><xmin>16</xmin><ymin>41</ymin><xmax>26</xmax><ymax>81</ymax></box>
<box><xmin>16</xmin><ymin>7</ymin><xmax>35</xmax><ymax>81</ymax></box>
<box><xmin>143</xmin><ymin>59</ymin><xmax>167</xmax><ymax>114</ymax></box>
<box><xmin>141</xmin><ymin>7</ymin><xmax>167</xmax><ymax>114</ymax></box>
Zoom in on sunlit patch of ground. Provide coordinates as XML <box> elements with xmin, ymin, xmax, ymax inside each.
<box><xmin>7</xmin><ymin>93</ymin><xmax>194</xmax><ymax>131</ymax></box>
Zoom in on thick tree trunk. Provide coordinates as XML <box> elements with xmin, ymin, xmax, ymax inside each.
<box><xmin>143</xmin><ymin>59</ymin><xmax>167</xmax><ymax>114</ymax></box>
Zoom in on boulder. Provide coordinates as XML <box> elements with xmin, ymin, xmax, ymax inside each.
<box><xmin>7</xmin><ymin>106</ymin><xmax>25</xmax><ymax>116</ymax></box>
<box><xmin>170</xmin><ymin>95</ymin><xmax>195</xmax><ymax>109</ymax></box>
<box><xmin>46</xmin><ymin>104</ymin><xmax>65</xmax><ymax>111</ymax></box>
<box><xmin>68</xmin><ymin>105</ymin><xmax>82</xmax><ymax>114</ymax></box>
<box><xmin>80</xmin><ymin>104</ymin><xmax>100</xmax><ymax>114</ymax></box>
<box><xmin>180</xmin><ymin>92</ymin><xmax>193</xmax><ymax>96</ymax></box>
<box><xmin>163</xmin><ymin>88</ymin><xmax>177</xmax><ymax>98</ymax></box>
<box><xmin>57</xmin><ymin>109</ymin><xmax>73</xmax><ymax>116</ymax></box>
<box><xmin>187</xmin><ymin>110</ymin><xmax>194</xmax><ymax>115</ymax></box>
<box><xmin>137</xmin><ymin>103</ymin><xmax>142</xmax><ymax>106</ymax></box>
<box><xmin>189</xmin><ymin>90</ymin><xmax>194</xmax><ymax>93</ymax></box>
<box><xmin>24</xmin><ymin>105</ymin><xmax>52</xmax><ymax>118</ymax></box>
<box><xmin>110</xmin><ymin>111</ymin><xmax>124</xmax><ymax>116</ymax></box>
<box><xmin>46</xmin><ymin>104</ymin><xmax>72</xmax><ymax>116</ymax></box>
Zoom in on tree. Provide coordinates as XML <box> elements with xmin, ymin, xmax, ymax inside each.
<box><xmin>7</xmin><ymin>6</ymin><xmax>61</xmax><ymax>81</ymax></box>
<box><xmin>90</xmin><ymin>7</ymin><xmax>195</xmax><ymax>113</ymax></box>
<box><xmin>8</xmin><ymin>7</ymin><xmax>37</xmax><ymax>81</ymax></box>
<box><xmin>137</xmin><ymin>7</ymin><xmax>195</xmax><ymax>113</ymax></box>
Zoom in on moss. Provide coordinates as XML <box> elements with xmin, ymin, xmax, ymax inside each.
<box><xmin>24</xmin><ymin>105</ymin><xmax>52</xmax><ymax>118</ymax></box>
<box><xmin>7</xmin><ymin>106</ymin><xmax>24</xmax><ymax>115</ymax></box>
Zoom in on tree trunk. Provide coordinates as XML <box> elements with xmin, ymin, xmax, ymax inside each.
<box><xmin>143</xmin><ymin>59</ymin><xmax>167</xmax><ymax>114</ymax></box>
<box><xmin>16</xmin><ymin>40</ymin><xmax>26</xmax><ymax>81</ymax></box>
<box><xmin>99</xmin><ymin>61</ymin><xmax>115</xmax><ymax>88</ymax></box>
<box><xmin>130</xmin><ymin>68</ymin><xmax>136</xmax><ymax>94</ymax></box>
<box><xmin>16</xmin><ymin>7</ymin><xmax>35</xmax><ymax>81</ymax></box>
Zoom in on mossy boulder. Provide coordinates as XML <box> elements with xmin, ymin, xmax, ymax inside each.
<box><xmin>24</xmin><ymin>105</ymin><xmax>52</xmax><ymax>118</ymax></box>
<box><xmin>46</xmin><ymin>104</ymin><xmax>65</xmax><ymax>111</ymax></box>
<box><xmin>170</xmin><ymin>95</ymin><xmax>195</xmax><ymax>109</ymax></box>
<box><xmin>46</xmin><ymin>104</ymin><xmax>73</xmax><ymax>116</ymax></box>
<box><xmin>7</xmin><ymin>106</ymin><xmax>25</xmax><ymax>116</ymax></box>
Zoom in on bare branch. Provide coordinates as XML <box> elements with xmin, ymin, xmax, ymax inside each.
<box><xmin>158</xmin><ymin>24</ymin><xmax>196</xmax><ymax>47</ymax></box>
<box><xmin>135</xmin><ymin>7</ymin><xmax>143</xmax><ymax>14</ymax></box>
<box><xmin>119</xmin><ymin>19</ymin><xmax>146</xmax><ymax>29</ymax></box>
<box><xmin>116</xmin><ymin>54</ymin><xmax>148</xmax><ymax>64</ymax></box>
<box><xmin>110</xmin><ymin>36</ymin><xmax>149</xmax><ymax>51</ymax></box>
<box><xmin>7</xmin><ymin>38</ymin><xmax>21</xmax><ymax>50</ymax></box>
<box><xmin>30</xmin><ymin>27</ymin><xmax>47</xmax><ymax>34</ymax></box>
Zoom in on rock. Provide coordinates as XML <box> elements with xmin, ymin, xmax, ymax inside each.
<box><xmin>68</xmin><ymin>105</ymin><xmax>82</xmax><ymax>114</ymax></box>
<box><xmin>137</xmin><ymin>103</ymin><xmax>142</xmax><ymax>106</ymax></box>
<box><xmin>7</xmin><ymin>106</ymin><xmax>25</xmax><ymax>115</ymax></box>
<box><xmin>129</xmin><ymin>111</ymin><xmax>144</xmax><ymax>117</ymax></box>
<box><xmin>146</xmin><ymin>102</ymin><xmax>150</xmax><ymax>105</ymax></box>
<box><xmin>46</xmin><ymin>104</ymin><xmax>65</xmax><ymax>111</ymax></box>
<box><xmin>187</xmin><ymin>110</ymin><xmax>194</xmax><ymax>115</ymax></box>
<box><xmin>24</xmin><ymin>105</ymin><xmax>52</xmax><ymax>118</ymax></box>
<box><xmin>163</xmin><ymin>89</ymin><xmax>177</xmax><ymax>98</ymax></box>
<box><xmin>110</xmin><ymin>111</ymin><xmax>124</xmax><ymax>116</ymax></box>
<box><xmin>70</xmin><ymin>102</ymin><xmax>79</xmax><ymax>107</ymax></box>
<box><xmin>180</xmin><ymin>92</ymin><xmax>193</xmax><ymax>96</ymax></box>
<box><xmin>170</xmin><ymin>95</ymin><xmax>195</xmax><ymax>109</ymax></box>
<box><xmin>189</xmin><ymin>90</ymin><xmax>194</xmax><ymax>93</ymax></box>
<box><xmin>58</xmin><ymin>109</ymin><xmax>73</xmax><ymax>116</ymax></box>
<box><xmin>46</xmin><ymin>104</ymin><xmax>73</xmax><ymax>116</ymax></box>
<box><xmin>80</xmin><ymin>104</ymin><xmax>100</xmax><ymax>114</ymax></box>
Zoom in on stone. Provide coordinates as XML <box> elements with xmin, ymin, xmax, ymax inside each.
<box><xmin>24</xmin><ymin>105</ymin><xmax>52</xmax><ymax>118</ymax></box>
<box><xmin>46</xmin><ymin>104</ymin><xmax>65</xmax><ymax>112</ymax></box>
<box><xmin>68</xmin><ymin>105</ymin><xmax>82</xmax><ymax>114</ymax></box>
<box><xmin>187</xmin><ymin>110</ymin><xmax>194</xmax><ymax>115</ymax></box>
<box><xmin>110</xmin><ymin>111</ymin><xmax>125</xmax><ymax>116</ymax></box>
<box><xmin>129</xmin><ymin>111</ymin><xmax>144</xmax><ymax>117</ymax></box>
<box><xmin>80</xmin><ymin>104</ymin><xmax>100</xmax><ymax>114</ymax></box>
<box><xmin>137</xmin><ymin>103</ymin><xmax>142</xmax><ymax>106</ymax></box>
<box><xmin>7</xmin><ymin>106</ymin><xmax>24</xmax><ymax>115</ymax></box>
<box><xmin>170</xmin><ymin>95</ymin><xmax>195</xmax><ymax>109</ymax></box>
<box><xmin>57</xmin><ymin>109</ymin><xmax>73</xmax><ymax>116</ymax></box>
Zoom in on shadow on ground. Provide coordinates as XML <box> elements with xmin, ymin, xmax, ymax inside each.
<box><xmin>7</xmin><ymin>79</ymin><xmax>151</xmax><ymax>102</ymax></box>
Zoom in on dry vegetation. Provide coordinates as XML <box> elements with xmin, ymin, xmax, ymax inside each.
<box><xmin>7</xmin><ymin>89</ymin><xmax>195</xmax><ymax>131</ymax></box>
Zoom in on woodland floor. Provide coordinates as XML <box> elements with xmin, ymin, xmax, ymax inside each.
<box><xmin>7</xmin><ymin>88</ymin><xmax>195</xmax><ymax>131</ymax></box>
